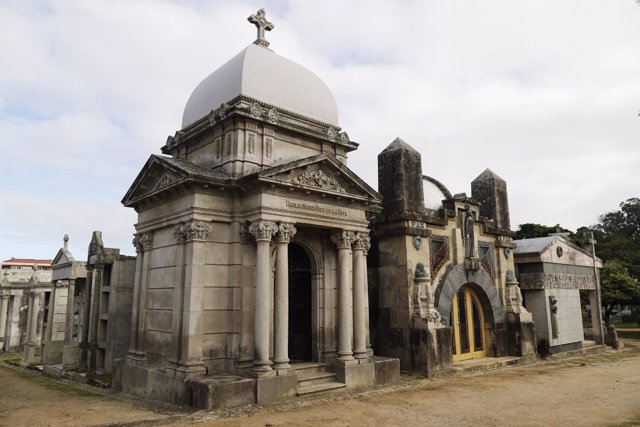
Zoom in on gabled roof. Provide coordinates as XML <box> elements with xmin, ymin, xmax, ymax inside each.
<box><xmin>513</xmin><ymin>236</ymin><xmax>556</xmax><ymax>255</ymax></box>
<box><xmin>122</xmin><ymin>155</ymin><xmax>231</xmax><ymax>207</ymax></box>
<box><xmin>1</xmin><ymin>258</ymin><xmax>52</xmax><ymax>267</ymax></box>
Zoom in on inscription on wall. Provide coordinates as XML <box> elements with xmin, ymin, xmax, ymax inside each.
<box><xmin>519</xmin><ymin>272</ymin><xmax>596</xmax><ymax>290</ymax></box>
<box><xmin>285</xmin><ymin>200</ymin><xmax>347</xmax><ymax>217</ymax></box>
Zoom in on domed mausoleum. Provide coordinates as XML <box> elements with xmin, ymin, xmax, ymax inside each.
<box><xmin>120</xmin><ymin>9</ymin><xmax>398</xmax><ymax>408</ymax></box>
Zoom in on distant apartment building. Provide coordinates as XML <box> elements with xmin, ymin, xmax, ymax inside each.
<box><xmin>1</xmin><ymin>258</ymin><xmax>53</xmax><ymax>283</ymax></box>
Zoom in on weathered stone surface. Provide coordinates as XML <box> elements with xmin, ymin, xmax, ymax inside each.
<box><xmin>471</xmin><ymin>169</ymin><xmax>511</xmax><ymax>231</ymax></box>
<box><xmin>186</xmin><ymin>376</ymin><xmax>256</xmax><ymax>409</ymax></box>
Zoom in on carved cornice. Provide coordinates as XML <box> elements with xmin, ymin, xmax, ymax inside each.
<box><xmin>249</xmin><ymin>221</ymin><xmax>278</xmax><ymax>241</ymax></box>
<box><xmin>291</xmin><ymin>170</ymin><xmax>345</xmax><ymax>193</ymax></box>
<box><xmin>352</xmin><ymin>232</ymin><xmax>371</xmax><ymax>253</ymax></box>
<box><xmin>174</xmin><ymin>221</ymin><xmax>211</xmax><ymax>242</ymax></box>
<box><xmin>132</xmin><ymin>232</ymin><xmax>153</xmax><ymax>252</ymax></box>
<box><xmin>276</xmin><ymin>223</ymin><xmax>297</xmax><ymax>243</ymax></box>
<box><xmin>331</xmin><ymin>230</ymin><xmax>356</xmax><ymax>250</ymax></box>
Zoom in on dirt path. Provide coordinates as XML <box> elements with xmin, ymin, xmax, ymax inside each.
<box><xmin>1</xmin><ymin>345</ymin><xmax>640</xmax><ymax>427</ymax></box>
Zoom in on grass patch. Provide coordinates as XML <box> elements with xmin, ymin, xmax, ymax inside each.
<box><xmin>613</xmin><ymin>322</ymin><xmax>639</xmax><ymax>329</ymax></box>
<box><xmin>618</xmin><ymin>330</ymin><xmax>640</xmax><ymax>340</ymax></box>
<box><xmin>0</xmin><ymin>364</ymin><xmax>104</xmax><ymax>398</ymax></box>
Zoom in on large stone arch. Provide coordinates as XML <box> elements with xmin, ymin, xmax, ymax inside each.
<box><xmin>435</xmin><ymin>264</ymin><xmax>505</xmax><ymax>326</ymax></box>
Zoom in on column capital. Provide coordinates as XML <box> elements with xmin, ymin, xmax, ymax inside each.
<box><xmin>352</xmin><ymin>232</ymin><xmax>371</xmax><ymax>253</ymax></box>
<box><xmin>249</xmin><ymin>220</ymin><xmax>278</xmax><ymax>241</ymax></box>
<box><xmin>276</xmin><ymin>223</ymin><xmax>297</xmax><ymax>243</ymax></box>
<box><xmin>331</xmin><ymin>230</ymin><xmax>355</xmax><ymax>250</ymax></box>
<box><xmin>174</xmin><ymin>221</ymin><xmax>211</xmax><ymax>243</ymax></box>
<box><xmin>132</xmin><ymin>232</ymin><xmax>153</xmax><ymax>252</ymax></box>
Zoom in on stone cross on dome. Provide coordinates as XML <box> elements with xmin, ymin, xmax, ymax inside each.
<box><xmin>248</xmin><ymin>8</ymin><xmax>274</xmax><ymax>48</ymax></box>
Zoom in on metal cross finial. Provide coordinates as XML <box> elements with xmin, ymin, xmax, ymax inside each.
<box><xmin>248</xmin><ymin>8</ymin><xmax>274</xmax><ymax>48</ymax></box>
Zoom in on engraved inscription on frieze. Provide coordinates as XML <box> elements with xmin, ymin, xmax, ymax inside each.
<box><xmin>285</xmin><ymin>200</ymin><xmax>347</xmax><ymax>217</ymax></box>
<box><xmin>519</xmin><ymin>272</ymin><xmax>596</xmax><ymax>290</ymax></box>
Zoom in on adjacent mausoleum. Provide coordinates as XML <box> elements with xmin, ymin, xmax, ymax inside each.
<box><xmin>514</xmin><ymin>235</ymin><xmax>604</xmax><ymax>353</ymax></box>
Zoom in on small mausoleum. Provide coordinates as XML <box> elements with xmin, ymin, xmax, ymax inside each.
<box><xmin>513</xmin><ymin>235</ymin><xmax>604</xmax><ymax>353</ymax></box>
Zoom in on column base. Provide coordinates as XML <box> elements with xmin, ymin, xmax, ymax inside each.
<box><xmin>252</xmin><ymin>359</ymin><xmax>273</xmax><ymax>374</ymax></box>
<box><xmin>272</xmin><ymin>359</ymin><xmax>291</xmax><ymax>370</ymax></box>
<box><xmin>337</xmin><ymin>351</ymin><xmax>354</xmax><ymax>362</ymax></box>
<box><xmin>125</xmin><ymin>351</ymin><xmax>147</xmax><ymax>365</ymax></box>
<box><xmin>172</xmin><ymin>361</ymin><xmax>207</xmax><ymax>379</ymax></box>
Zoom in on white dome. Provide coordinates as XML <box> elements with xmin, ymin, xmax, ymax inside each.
<box><xmin>423</xmin><ymin>176</ymin><xmax>451</xmax><ymax>210</ymax></box>
<box><xmin>182</xmin><ymin>44</ymin><xmax>339</xmax><ymax>128</ymax></box>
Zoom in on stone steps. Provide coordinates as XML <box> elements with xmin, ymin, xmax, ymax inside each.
<box><xmin>293</xmin><ymin>362</ymin><xmax>346</xmax><ymax>397</ymax></box>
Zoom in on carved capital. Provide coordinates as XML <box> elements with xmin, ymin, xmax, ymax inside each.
<box><xmin>175</xmin><ymin>221</ymin><xmax>211</xmax><ymax>242</ymax></box>
<box><xmin>276</xmin><ymin>223</ymin><xmax>297</xmax><ymax>243</ymax></box>
<box><xmin>331</xmin><ymin>230</ymin><xmax>355</xmax><ymax>250</ymax></box>
<box><xmin>133</xmin><ymin>232</ymin><xmax>153</xmax><ymax>252</ymax></box>
<box><xmin>352</xmin><ymin>232</ymin><xmax>371</xmax><ymax>253</ymax></box>
<box><xmin>249</xmin><ymin>221</ymin><xmax>278</xmax><ymax>241</ymax></box>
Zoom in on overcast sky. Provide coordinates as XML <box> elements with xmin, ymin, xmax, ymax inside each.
<box><xmin>1</xmin><ymin>0</ymin><xmax>639</xmax><ymax>262</ymax></box>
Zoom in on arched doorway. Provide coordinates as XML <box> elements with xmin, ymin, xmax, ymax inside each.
<box><xmin>451</xmin><ymin>285</ymin><xmax>486</xmax><ymax>362</ymax></box>
<box><xmin>288</xmin><ymin>243</ymin><xmax>312</xmax><ymax>362</ymax></box>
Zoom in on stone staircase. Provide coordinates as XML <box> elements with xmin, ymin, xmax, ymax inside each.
<box><xmin>293</xmin><ymin>362</ymin><xmax>346</xmax><ymax>397</ymax></box>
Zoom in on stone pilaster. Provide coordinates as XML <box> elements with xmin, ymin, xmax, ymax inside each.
<box><xmin>249</xmin><ymin>220</ymin><xmax>278</xmax><ymax>373</ymax></box>
<box><xmin>23</xmin><ymin>291</ymin><xmax>41</xmax><ymax>363</ymax></box>
<box><xmin>352</xmin><ymin>232</ymin><xmax>370</xmax><ymax>360</ymax></box>
<box><xmin>127</xmin><ymin>232</ymin><xmax>153</xmax><ymax>363</ymax></box>
<box><xmin>0</xmin><ymin>294</ymin><xmax>9</xmax><ymax>345</ymax></box>
<box><xmin>174</xmin><ymin>221</ymin><xmax>211</xmax><ymax>377</ymax></box>
<box><xmin>331</xmin><ymin>230</ymin><xmax>356</xmax><ymax>362</ymax></box>
<box><xmin>273</xmin><ymin>223</ymin><xmax>296</xmax><ymax>370</ymax></box>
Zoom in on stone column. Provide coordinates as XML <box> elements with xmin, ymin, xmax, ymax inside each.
<box><xmin>24</xmin><ymin>291</ymin><xmax>41</xmax><ymax>363</ymax></box>
<box><xmin>80</xmin><ymin>267</ymin><xmax>93</xmax><ymax>370</ymax></box>
<box><xmin>0</xmin><ymin>294</ymin><xmax>9</xmax><ymax>345</ymax></box>
<box><xmin>249</xmin><ymin>220</ymin><xmax>278</xmax><ymax>373</ymax></box>
<box><xmin>331</xmin><ymin>230</ymin><xmax>355</xmax><ymax>362</ymax></box>
<box><xmin>273</xmin><ymin>223</ymin><xmax>296</xmax><ymax>370</ymax></box>
<box><xmin>352</xmin><ymin>232</ymin><xmax>370</xmax><ymax>360</ymax></box>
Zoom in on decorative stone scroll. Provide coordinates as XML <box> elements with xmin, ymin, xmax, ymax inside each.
<box><xmin>429</xmin><ymin>235</ymin><xmax>449</xmax><ymax>278</ymax></box>
<box><xmin>249</xmin><ymin>221</ymin><xmax>278</xmax><ymax>241</ymax></box>
<box><xmin>519</xmin><ymin>272</ymin><xmax>596</xmax><ymax>290</ymax></box>
<box><xmin>291</xmin><ymin>170</ymin><xmax>345</xmax><ymax>193</ymax></box>
<box><xmin>330</xmin><ymin>230</ymin><xmax>355</xmax><ymax>250</ymax></box>
<box><xmin>276</xmin><ymin>223</ymin><xmax>296</xmax><ymax>243</ymax></box>
<box><xmin>352</xmin><ymin>232</ymin><xmax>371</xmax><ymax>254</ymax></box>
<box><xmin>327</xmin><ymin>127</ymin><xmax>338</xmax><ymax>142</ymax></box>
<box><xmin>132</xmin><ymin>232</ymin><xmax>153</xmax><ymax>252</ymax></box>
<box><xmin>267</xmin><ymin>108</ymin><xmax>279</xmax><ymax>124</ymax></box>
<box><xmin>250</xmin><ymin>102</ymin><xmax>262</xmax><ymax>118</ymax></box>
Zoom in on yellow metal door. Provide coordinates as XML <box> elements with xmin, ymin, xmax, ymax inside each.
<box><xmin>452</xmin><ymin>286</ymin><xmax>486</xmax><ymax>362</ymax></box>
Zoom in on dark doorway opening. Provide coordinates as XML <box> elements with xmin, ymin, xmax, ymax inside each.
<box><xmin>288</xmin><ymin>243</ymin><xmax>312</xmax><ymax>362</ymax></box>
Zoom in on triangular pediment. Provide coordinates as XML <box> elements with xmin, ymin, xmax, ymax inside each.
<box><xmin>123</xmin><ymin>155</ymin><xmax>231</xmax><ymax>207</ymax></box>
<box><xmin>52</xmin><ymin>248</ymin><xmax>74</xmax><ymax>266</ymax></box>
<box><xmin>256</xmin><ymin>154</ymin><xmax>381</xmax><ymax>202</ymax></box>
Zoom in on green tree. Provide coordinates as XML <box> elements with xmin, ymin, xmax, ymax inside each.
<box><xmin>513</xmin><ymin>223</ymin><xmax>573</xmax><ymax>240</ymax></box>
<box><xmin>600</xmin><ymin>259</ymin><xmax>640</xmax><ymax>325</ymax></box>
<box><xmin>593</xmin><ymin>198</ymin><xmax>640</xmax><ymax>280</ymax></box>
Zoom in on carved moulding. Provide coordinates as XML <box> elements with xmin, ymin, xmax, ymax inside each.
<box><xmin>291</xmin><ymin>170</ymin><xmax>345</xmax><ymax>193</ymax></box>
<box><xmin>174</xmin><ymin>221</ymin><xmax>212</xmax><ymax>242</ymax></box>
<box><xmin>249</xmin><ymin>220</ymin><xmax>279</xmax><ymax>241</ymax></box>
<box><xmin>330</xmin><ymin>230</ymin><xmax>356</xmax><ymax>249</ymax></box>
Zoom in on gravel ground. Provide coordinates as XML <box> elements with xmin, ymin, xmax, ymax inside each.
<box><xmin>1</xmin><ymin>340</ymin><xmax>639</xmax><ymax>427</ymax></box>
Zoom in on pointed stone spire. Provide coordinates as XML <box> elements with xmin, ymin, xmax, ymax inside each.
<box><xmin>471</xmin><ymin>168</ymin><xmax>511</xmax><ymax>231</ymax></box>
<box><xmin>378</xmin><ymin>138</ymin><xmax>425</xmax><ymax>218</ymax></box>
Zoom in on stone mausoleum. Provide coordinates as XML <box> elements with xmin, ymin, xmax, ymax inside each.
<box><xmin>119</xmin><ymin>9</ymin><xmax>398</xmax><ymax>408</ymax></box>
<box><xmin>513</xmin><ymin>235</ymin><xmax>604</xmax><ymax>353</ymax></box>
<box><xmin>370</xmin><ymin>139</ymin><xmax>537</xmax><ymax>377</ymax></box>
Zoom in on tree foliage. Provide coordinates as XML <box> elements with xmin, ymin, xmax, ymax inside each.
<box><xmin>513</xmin><ymin>223</ymin><xmax>573</xmax><ymax>240</ymax></box>
<box><xmin>600</xmin><ymin>259</ymin><xmax>640</xmax><ymax>324</ymax></box>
